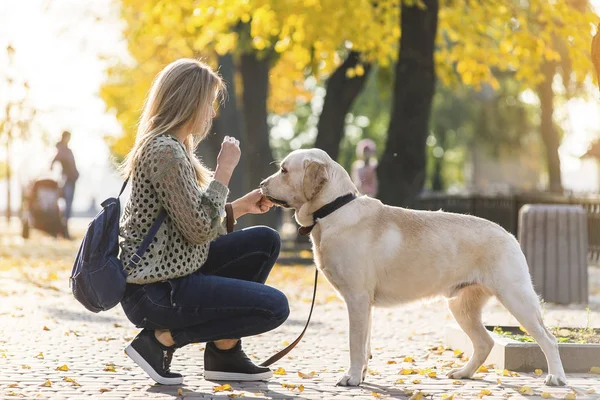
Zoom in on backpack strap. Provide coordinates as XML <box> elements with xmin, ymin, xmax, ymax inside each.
<box><xmin>127</xmin><ymin>208</ymin><xmax>167</xmax><ymax>269</ymax></box>
<box><xmin>117</xmin><ymin>178</ymin><xmax>129</xmax><ymax>198</ymax></box>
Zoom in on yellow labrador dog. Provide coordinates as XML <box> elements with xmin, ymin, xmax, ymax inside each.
<box><xmin>260</xmin><ymin>148</ymin><xmax>566</xmax><ymax>387</ymax></box>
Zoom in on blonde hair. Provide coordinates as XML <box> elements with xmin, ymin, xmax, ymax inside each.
<box><xmin>121</xmin><ymin>58</ymin><xmax>225</xmax><ymax>186</ymax></box>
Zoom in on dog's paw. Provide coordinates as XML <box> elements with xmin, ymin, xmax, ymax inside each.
<box><xmin>336</xmin><ymin>370</ymin><xmax>363</xmax><ymax>386</ymax></box>
<box><xmin>544</xmin><ymin>374</ymin><xmax>567</xmax><ymax>386</ymax></box>
<box><xmin>447</xmin><ymin>367</ymin><xmax>474</xmax><ymax>380</ymax></box>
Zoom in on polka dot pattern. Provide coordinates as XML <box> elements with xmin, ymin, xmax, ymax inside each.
<box><xmin>119</xmin><ymin>135</ymin><xmax>229</xmax><ymax>284</ymax></box>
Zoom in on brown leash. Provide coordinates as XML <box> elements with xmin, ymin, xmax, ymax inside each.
<box><xmin>259</xmin><ymin>267</ymin><xmax>319</xmax><ymax>367</ymax></box>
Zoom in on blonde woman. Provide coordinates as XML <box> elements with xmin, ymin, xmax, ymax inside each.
<box><xmin>119</xmin><ymin>59</ymin><xmax>289</xmax><ymax>385</ymax></box>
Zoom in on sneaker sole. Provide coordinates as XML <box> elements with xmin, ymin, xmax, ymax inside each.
<box><xmin>125</xmin><ymin>344</ymin><xmax>183</xmax><ymax>385</ymax></box>
<box><xmin>204</xmin><ymin>370</ymin><xmax>273</xmax><ymax>382</ymax></box>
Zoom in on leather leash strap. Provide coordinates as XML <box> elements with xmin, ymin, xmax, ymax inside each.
<box><xmin>259</xmin><ymin>268</ymin><xmax>319</xmax><ymax>367</ymax></box>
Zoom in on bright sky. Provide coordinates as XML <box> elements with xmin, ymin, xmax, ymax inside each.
<box><xmin>0</xmin><ymin>0</ymin><xmax>599</xmax><ymax>212</ymax></box>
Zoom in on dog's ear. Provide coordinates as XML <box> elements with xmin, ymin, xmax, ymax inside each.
<box><xmin>302</xmin><ymin>160</ymin><xmax>328</xmax><ymax>200</ymax></box>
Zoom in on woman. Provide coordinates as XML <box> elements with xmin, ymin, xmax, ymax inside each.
<box><xmin>118</xmin><ymin>59</ymin><xmax>289</xmax><ymax>385</ymax></box>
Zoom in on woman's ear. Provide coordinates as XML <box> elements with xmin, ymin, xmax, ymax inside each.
<box><xmin>302</xmin><ymin>160</ymin><xmax>328</xmax><ymax>201</ymax></box>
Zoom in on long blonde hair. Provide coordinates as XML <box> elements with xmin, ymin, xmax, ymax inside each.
<box><xmin>121</xmin><ymin>58</ymin><xmax>225</xmax><ymax>186</ymax></box>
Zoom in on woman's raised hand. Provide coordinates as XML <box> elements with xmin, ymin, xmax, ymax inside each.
<box><xmin>214</xmin><ymin>136</ymin><xmax>241</xmax><ymax>187</ymax></box>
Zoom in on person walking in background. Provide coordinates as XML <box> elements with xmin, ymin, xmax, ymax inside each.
<box><xmin>351</xmin><ymin>138</ymin><xmax>379</xmax><ymax>197</ymax></box>
<box><xmin>51</xmin><ymin>130</ymin><xmax>79</xmax><ymax>239</ymax></box>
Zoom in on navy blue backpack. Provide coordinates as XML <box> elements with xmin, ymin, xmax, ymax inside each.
<box><xmin>70</xmin><ymin>179</ymin><xmax>166</xmax><ymax>313</ymax></box>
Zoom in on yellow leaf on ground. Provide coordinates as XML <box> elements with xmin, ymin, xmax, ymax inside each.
<box><xmin>99</xmin><ymin>388</ymin><xmax>111</xmax><ymax>393</ymax></box>
<box><xmin>41</xmin><ymin>380</ymin><xmax>52</xmax><ymax>387</ymax></box>
<box><xmin>452</xmin><ymin>380</ymin><xmax>464</xmax><ymax>385</ymax></box>
<box><xmin>477</xmin><ymin>365</ymin><xmax>489</xmax><ymax>373</ymax></box>
<box><xmin>372</xmin><ymin>392</ymin><xmax>383</xmax><ymax>398</ymax></box>
<box><xmin>282</xmin><ymin>341</ymin><xmax>290</xmax><ymax>346</ymax></box>
<box><xmin>298</xmin><ymin>371</ymin><xmax>317</xmax><ymax>379</ymax></box>
<box><xmin>43</xmin><ymin>326</ymin><xmax>50</xmax><ymax>331</ymax></box>
<box><xmin>442</xmin><ymin>394</ymin><xmax>455</xmax><ymax>400</ymax></box>
<box><xmin>535</xmin><ymin>369</ymin><xmax>543</xmax><ymax>376</ymax></box>
<box><xmin>103</xmin><ymin>365</ymin><xmax>116</xmax><ymax>372</ymax></box>
<box><xmin>298</xmin><ymin>384</ymin><xmax>304</xmax><ymax>393</ymax></box>
<box><xmin>35</xmin><ymin>352</ymin><xmax>44</xmax><ymax>359</ymax></box>
<box><xmin>22</xmin><ymin>365</ymin><xmax>31</xmax><ymax>369</ymax></box>
<box><xmin>404</xmin><ymin>356</ymin><xmax>415</xmax><ymax>363</ymax></box>
<box><xmin>369</xmin><ymin>369</ymin><xmax>380</xmax><ymax>376</ymax></box>
<box><xmin>396</xmin><ymin>379</ymin><xmax>405</xmax><ymax>384</ymax></box>
<box><xmin>497</xmin><ymin>378</ymin><xmax>502</xmax><ymax>385</ymax></box>
<box><xmin>564</xmin><ymin>393</ymin><xmax>576</xmax><ymax>400</ymax></box>
<box><xmin>590</xmin><ymin>366</ymin><xmax>600</xmax><ymax>374</ymax></box>
<box><xmin>228</xmin><ymin>394</ymin><xmax>244</xmax><ymax>399</ymax></box>
<box><xmin>427</xmin><ymin>371</ymin><xmax>437</xmax><ymax>378</ymax></box>
<box><xmin>273</xmin><ymin>367</ymin><xmax>286</xmax><ymax>375</ymax></box>
<box><xmin>542</xmin><ymin>392</ymin><xmax>552</xmax><ymax>398</ymax></box>
<box><xmin>281</xmin><ymin>383</ymin><xmax>297</xmax><ymax>390</ymax></box>
<box><xmin>409</xmin><ymin>391</ymin><xmax>424</xmax><ymax>400</ymax></box>
<box><xmin>496</xmin><ymin>369</ymin><xmax>511</xmax><ymax>376</ymax></box>
<box><xmin>412</xmin><ymin>379</ymin><xmax>422</xmax><ymax>384</ymax></box>
<box><xmin>518</xmin><ymin>386</ymin><xmax>534</xmax><ymax>395</ymax></box>
<box><xmin>63</xmin><ymin>377</ymin><xmax>80</xmax><ymax>386</ymax></box>
<box><xmin>56</xmin><ymin>364</ymin><xmax>69</xmax><ymax>371</ymax></box>
<box><xmin>453</xmin><ymin>349</ymin><xmax>464</xmax><ymax>358</ymax></box>
<box><xmin>213</xmin><ymin>384</ymin><xmax>233</xmax><ymax>392</ymax></box>
<box><xmin>177</xmin><ymin>388</ymin><xmax>183</xmax><ymax>396</ymax></box>
<box><xmin>478</xmin><ymin>389</ymin><xmax>492</xmax><ymax>398</ymax></box>
<box><xmin>387</xmin><ymin>360</ymin><xmax>397</xmax><ymax>364</ymax></box>
<box><xmin>8</xmin><ymin>384</ymin><xmax>18</xmax><ymax>388</ymax></box>
<box><xmin>401</xmin><ymin>368</ymin><xmax>418</xmax><ymax>375</ymax></box>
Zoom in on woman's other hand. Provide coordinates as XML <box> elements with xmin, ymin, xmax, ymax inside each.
<box><xmin>231</xmin><ymin>189</ymin><xmax>274</xmax><ymax>219</ymax></box>
<box><xmin>214</xmin><ymin>136</ymin><xmax>241</xmax><ymax>187</ymax></box>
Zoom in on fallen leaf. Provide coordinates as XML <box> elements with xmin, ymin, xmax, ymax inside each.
<box><xmin>228</xmin><ymin>394</ymin><xmax>245</xmax><ymax>398</ymax></box>
<box><xmin>427</xmin><ymin>371</ymin><xmax>437</xmax><ymax>378</ymax></box>
<box><xmin>114</xmin><ymin>323</ymin><xmax>122</xmax><ymax>328</ymax></box>
<box><xmin>281</xmin><ymin>383</ymin><xmax>297</xmax><ymax>390</ymax></box>
<box><xmin>453</xmin><ymin>349</ymin><xmax>464</xmax><ymax>358</ymax></box>
<box><xmin>479</xmin><ymin>389</ymin><xmax>492</xmax><ymax>398</ymax></box>
<box><xmin>497</xmin><ymin>378</ymin><xmax>502</xmax><ymax>385</ymax></box>
<box><xmin>99</xmin><ymin>388</ymin><xmax>111</xmax><ymax>393</ymax></box>
<box><xmin>404</xmin><ymin>356</ymin><xmax>415</xmax><ymax>363</ymax></box>
<box><xmin>213</xmin><ymin>384</ymin><xmax>233</xmax><ymax>392</ymax></box>
<box><xmin>396</xmin><ymin>379</ymin><xmax>405</xmax><ymax>384</ymax></box>
<box><xmin>56</xmin><ymin>364</ymin><xmax>69</xmax><ymax>371</ymax></box>
<box><xmin>298</xmin><ymin>385</ymin><xmax>304</xmax><ymax>393</ymax></box>
<box><xmin>63</xmin><ymin>377</ymin><xmax>80</xmax><ymax>386</ymax></box>
<box><xmin>35</xmin><ymin>352</ymin><xmax>44</xmax><ymax>359</ymax></box>
<box><xmin>103</xmin><ymin>365</ymin><xmax>116</xmax><ymax>372</ymax></box>
<box><xmin>400</xmin><ymin>368</ymin><xmax>417</xmax><ymax>375</ymax></box>
<box><xmin>8</xmin><ymin>384</ymin><xmax>18</xmax><ymax>388</ymax></box>
<box><xmin>41</xmin><ymin>380</ymin><xmax>52</xmax><ymax>387</ymax></box>
<box><xmin>409</xmin><ymin>391</ymin><xmax>424</xmax><ymax>400</ymax></box>
<box><xmin>542</xmin><ymin>392</ymin><xmax>552</xmax><ymax>399</ymax></box>
<box><xmin>590</xmin><ymin>366</ymin><xmax>600</xmax><ymax>374</ymax></box>
<box><xmin>518</xmin><ymin>386</ymin><xmax>534</xmax><ymax>396</ymax></box>
<box><xmin>22</xmin><ymin>365</ymin><xmax>31</xmax><ymax>369</ymax></box>
<box><xmin>442</xmin><ymin>394</ymin><xmax>455</xmax><ymax>400</ymax></box>
<box><xmin>369</xmin><ymin>369</ymin><xmax>380</xmax><ymax>376</ymax></box>
<box><xmin>496</xmin><ymin>369</ymin><xmax>510</xmax><ymax>377</ymax></box>
<box><xmin>177</xmin><ymin>388</ymin><xmax>183</xmax><ymax>396</ymax></box>
<box><xmin>564</xmin><ymin>393</ymin><xmax>576</xmax><ymax>400</ymax></box>
<box><xmin>281</xmin><ymin>340</ymin><xmax>290</xmax><ymax>346</ymax></box>
<box><xmin>387</xmin><ymin>360</ymin><xmax>397</xmax><ymax>364</ymax></box>
<box><xmin>452</xmin><ymin>380</ymin><xmax>464</xmax><ymax>385</ymax></box>
<box><xmin>412</xmin><ymin>379</ymin><xmax>422</xmax><ymax>384</ymax></box>
<box><xmin>273</xmin><ymin>367</ymin><xmax>287</xmax><ymax>375</ymax></box>
<box><xmin>372</xmin><ymin>392</ymin><xmax>383</xmax><ymax>398</ymax></box>
<box><xmin>535</xmin><ymin>369</ymin><xmax>543</xmax><ymax>377</ymax></box>
<box><xmin>298</xmin><ymin>371</ymin><xmax>317</xmax><ymax>379</ymax></box>
<box><xmin>43</xmin><ymin>326</ymin><xmax>50</xmax><ymax>331</ymax></box>
<box><xmin>477</xmin><ymin>365</ymin><xmax>489</xmax><ymax>373</ymax></box>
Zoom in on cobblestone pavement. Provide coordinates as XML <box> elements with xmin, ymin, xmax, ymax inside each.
<box><xmin>1</xmin><ymin>219</ymin><xmax>600</xmax><ymax>399</ymax></box>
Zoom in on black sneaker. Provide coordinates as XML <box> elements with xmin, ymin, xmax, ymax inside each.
<box><xmin>125</xmin><ymin>329</ymin><xmax>183</xmax><ymax>385</ymax></box>
<box><xmin>203</xmin><ymin>341</ymin><xmax>273</xmax><ymax>381</ymax></box>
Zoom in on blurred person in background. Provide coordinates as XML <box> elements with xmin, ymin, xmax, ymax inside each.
<box><xmin>50</xmin><ymin>130</ymin><xmax>79</xmax><ymax>239</ymax></box>
<box><xmin>351</xmin><ymin>138</ymin><xmax>379</xmax><ymax>197</ymax></box>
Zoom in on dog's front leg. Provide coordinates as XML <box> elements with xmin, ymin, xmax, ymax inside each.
<box><xmin>337</xmin><ymin>293</ymin><xmax>372</xmax><ymax>386</ymax></box>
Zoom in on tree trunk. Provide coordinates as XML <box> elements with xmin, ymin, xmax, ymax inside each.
<box><xmin>431</xmin><ymin>130</ymin><xmax>446</xmax><ymax>191</ymax></box>
<box><xmin>377</xmin><ymin>0</ymin><xmax>439</xmax><ymax>207</ymax></box>
<box><xmin>537</xmin><ymin>62</ymin><xmax>563</xmax><ymax>193</ymax></box>
<box><xmin>239</xmin><ymin>52</ymin><xmax>279</xmax><ymax>228</ymax></box>
<box><xmin>313</xmin><ymin>52</ymin><xmax>371</xmax><ymax>161</ymax></box>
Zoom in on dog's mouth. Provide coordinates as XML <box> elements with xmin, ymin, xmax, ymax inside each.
<box><xmin>266</xmin><ymin>196</ymin><xmax>291</xmax><ymax>208</ymax></box>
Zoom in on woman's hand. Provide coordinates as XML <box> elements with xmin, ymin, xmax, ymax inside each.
<box><xmin>214</xmin><ymin>136</ymin><xmax>241</xmax><ymax>187</ymax></box>
<box><xmin>231</xmin><ymin>189</ymin><xmax>274</xmax><ymax>219</ymax></box>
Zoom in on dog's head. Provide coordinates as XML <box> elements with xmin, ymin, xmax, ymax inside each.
<box><xmin>260</xmin><ymin>148</ymin><xmax>357</xmax><ymax>226</ymax></box>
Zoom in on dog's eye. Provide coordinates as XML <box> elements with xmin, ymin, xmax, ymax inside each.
<box><xmin>280</xmin><ymin>167</ymin><xmax>287</xmax><ymax>174</ymax></box>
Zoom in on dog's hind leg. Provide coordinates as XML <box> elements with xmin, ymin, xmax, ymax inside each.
<box><xmin>337</xmin><ymin>292</ymin><xmax>372</xmax><ymax>386</ymax></box>
<box><xmin>494</xmin><ymin>280</ymin><xmax>566</xmax><ymax>386</ymax></box>
<box><xmin>447</xmin><ymin>285</ymin><xmax>494</xmax><ymax>380</ymax></box>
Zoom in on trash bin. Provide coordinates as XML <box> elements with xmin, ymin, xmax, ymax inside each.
<box><xmin>518</xmin><ymin>204</ymin><xmax>588</xmax><ymax>304</ymax></box>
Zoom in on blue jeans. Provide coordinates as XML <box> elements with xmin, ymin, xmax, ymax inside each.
<box><xmin>120</xmin><ymin>226</ymin><xmax>289</xmax><ymax>347</ymax></box>
<box><xmin>62</xmin><ymin>180</ymin><xmax>76</xmax><ymax>220</ymax></box>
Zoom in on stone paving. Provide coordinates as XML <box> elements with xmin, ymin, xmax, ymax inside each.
<box><xmin>1</xmin><ymin>220</ymin><xmax>600</xmax><ymax>399</ymax></box>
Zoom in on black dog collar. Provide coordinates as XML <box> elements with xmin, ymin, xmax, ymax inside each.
<box><xmin>298</xmin><ymin>193</ymin><xmax>357</xmax><ymax>236</ymax></box>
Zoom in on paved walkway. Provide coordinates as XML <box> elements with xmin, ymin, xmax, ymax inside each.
<box><xmin>1</xmin><ymin>220</ymin><xmax>600</xmax><ymax>399</ymax></box>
